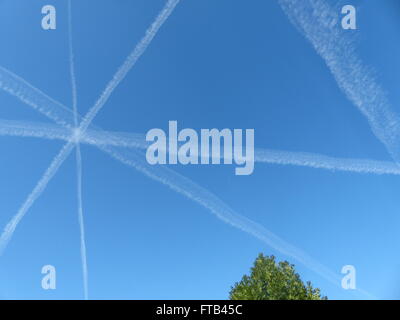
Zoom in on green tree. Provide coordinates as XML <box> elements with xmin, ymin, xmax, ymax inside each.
<box><xmin>229</xmin><ymin>253</ymin><xmax>327</xmax><ymax>300</ymax></box>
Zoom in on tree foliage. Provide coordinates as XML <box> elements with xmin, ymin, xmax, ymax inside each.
<box><xmin>229</xmin><ymin>254</ymin><xmax>327</xmax><ymax>300</ymax></box>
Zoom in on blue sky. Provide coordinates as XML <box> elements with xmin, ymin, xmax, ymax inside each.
<box><xmin>0</xmin><ymin>0</ymin><xmax>400</xmax><ymax>299</ymax></box>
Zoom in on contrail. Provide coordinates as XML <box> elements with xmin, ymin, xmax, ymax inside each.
<box><xmin>0</xmin><ymin>118</ymin><xmax>147</xmax><ymax>149</ymax></box>
<box><xmin>68</xmin><ymin>0</ymin><xmax>88</xmax><ymax>300</ymax></box>
<box><xmin>75</xmin><ymin>143</ymin><xmax>88</xmax><ymax>300</ymax></box>
<box><xmin>0</xmin><ymin>66</ymin><xmax>76</xmax><ymax>129</ymax></box>
<box><xmin>1</xmin><ymin>119</ymin><xmax>400</xmax><ymax>176</ymax></box>
<box><xmin>278</xmin><ymin>0</ymin><xmax>400</xmax><ymax>164</ymax></box>
<box><xmin>98</xmin><ymin>144</ymin><xmax>344</xmax><ymax>286</ymax></box>
<box><xmin>78</xmin><ymin>0</ymin><xmax>181</xmax><ymax>134</ymax></box>
<box><xmin>0</xmin><ymin>142</ymin><xmax>76</xmax><ymax>255</ymax></box>
<box><xmin>0</xmin><ymin>0</ymin><xmax>180</xmax><ymax>255</ymax></box>
<box><xmin>0</xmin><ymin>119</ymin><xmax>72</xmax><ymax>141</ymax></box>
<box><xmin>255</xmin><ymin>148</ymin><xmax>400</xmax><ymax>176</ymax></box>
<box><xmin>98</xmin><ymin>144</ymin><xmax>379</xmax><ymax>297</ymax></box>
<box><xmin>68</xmin><ymin>0</ymin><xmax>78</xmax><ymax>128</ymax></box>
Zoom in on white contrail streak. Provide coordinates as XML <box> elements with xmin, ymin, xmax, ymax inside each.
<box><xmin>278</xmin><ymin>0</ymin><xmax>400</xmax><ymax>163</ymax></box>
<box><xmin>254</xmin><ymin>149</ymin><xmax>400</xmax><ymax>176</ymax></box>
<box><xmin>0</xmin><ymin>119</ymin><xmax>71</xmax><ymax>141</ymax></box>
<box><xmin>68</xmin><ymin>0</ymin><xmax>78</xmax><ymax>128</ymax></box>
<box><xmin>98</xmin><ymin>144</ymin><xmax>343</xmax><ymax>285</ymax></box>
<box><xmin>1</xmin><ymin>119</ymin><xmax>400</xmax><ymax>176</ymax></box>
<box><xmin>78</xmin><ymin>0</ymin><xmax>181</xmax><ymax>134</ymax></box>
<box><xmin>99</xmin><ymin>145</ymin><xmax>379</xmax><ymax>297</ymax></box>
<box><xmin>0</xmin><ymin>118</ymin><xmax>147</xmax><ymax>148</ymax></box>
<box><xmin>68</xmin><ymin>0</ymin><xmax>88</xmax><ymax>300</ymax></box>
<box><xmin>0</xmin><ymin>66</ymin><xmax>76</xmax><ymax>129</ymax></box>
<box><xmin>0</xmin><ymin>142</ymin><xmax>76</xmax><ymax>255</ymax></box>
<box><xmin>0</xmin><ymin>0</ymin><xmax>180</xmax><ymax>256</ymax></box>
<box><xmin>75</xmin><ymin>143</ymin><xmax>88</xmax><ymax>300</ymax></box>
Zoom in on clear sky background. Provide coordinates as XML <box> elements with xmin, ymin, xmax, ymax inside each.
<box><xmin>0</xmin><ymin>0</ymin><xmax>399</xmax><ymax>299</ymax></box>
